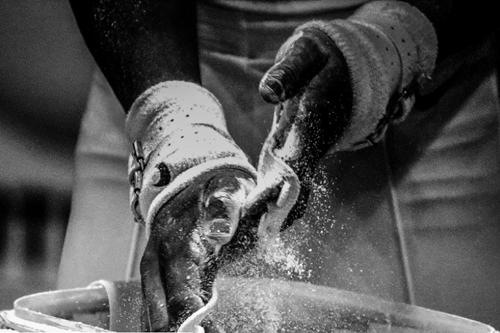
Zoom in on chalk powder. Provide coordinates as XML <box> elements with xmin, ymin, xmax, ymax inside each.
<box><xmin>213</xmin><ymin>168</ymin><xmax>334</xmax><ymax>332</ymax></box>
<box><xmin>216</xmin><ymin>235</ymin><xmax>308</xmax><ymax>332</ymax></box>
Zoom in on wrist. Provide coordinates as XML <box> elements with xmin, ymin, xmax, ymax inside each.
<box><xmin>296</xmin><ymin>1</ymin><xmax>437</xmax><ymax>151</ymax></box>
<box><xmin>125</xmin><ymin>81</ymin><xmax>256</xmax><ymax>236</ymax></box>
<box><xmin>125</xmin><ymin>81</ymin><xmax>227</xmax><ymax>153</ymax></box>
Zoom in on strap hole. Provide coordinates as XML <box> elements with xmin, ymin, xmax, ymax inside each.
<box><xmin>154</xmin><ymin>162</ymin><xmax>171</xmax><ymax>187</ymax></box>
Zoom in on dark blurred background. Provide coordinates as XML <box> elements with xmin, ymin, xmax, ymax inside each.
<box><xmin>0</xmin><ymin>0</ymin><xmax>95</xmax><ymax>309</ymax></box>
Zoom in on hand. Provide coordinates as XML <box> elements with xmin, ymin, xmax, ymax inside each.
<box><xmin>254</xmin><ymin>26</ymin><xmax>353</xmax><ymax>229</ymax></box>
<box><xmin>125</xmin><ymin>81</ymin><xmax>257</xmax><ymax>331</ymax></box>
<box><xmin>254</xmin><ymin>1</ymin><xmax>438</xmax><ymax>229</ymax></box>
<box><xmin>140</xmin><ymin>168</ymin><xmax>255</xmax><ymax>332</ymax></box>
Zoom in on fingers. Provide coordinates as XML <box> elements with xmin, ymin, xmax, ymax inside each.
<box><xmin>259</xmin><ymin>30</ymin><xmax>330</xmax><ymax>104</ymax></box>
<box><xmin>142</xmin><ymin>236</ymin><xmax>206</xmax><ymax>332</ymax></box>
<box><xmin>140</xmin><ymin>238</ymin><xmax>169</xmax><ymax>332</ymax></box>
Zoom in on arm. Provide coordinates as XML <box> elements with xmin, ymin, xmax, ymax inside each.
<box><xmin>248</xmin><ymin>0</ymin><xmax>499</xmax><ymax>232</ymax></box>
<box><xmin>69</xmin><ymin>1</ymin><xmax>256</xmax><ymax>332</ymax></box>
<box><xmin>405</xmin><ymin>1</ymin><xmax>498</xmax><ymax>60</ymax></box>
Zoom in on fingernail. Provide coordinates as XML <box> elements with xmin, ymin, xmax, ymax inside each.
<box><xmin>260</xmin><ymin>76</ymin><xmax>283</xmax><ymax>104</ymax></box>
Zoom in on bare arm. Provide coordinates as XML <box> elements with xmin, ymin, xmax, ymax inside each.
<box><xmin>69</xmin><ymin>0</ymin><xmax>200</xmax><ymax>109</ymax></box>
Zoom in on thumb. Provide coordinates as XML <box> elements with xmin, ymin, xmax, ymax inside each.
<box><xmin>259</xmin><ymin>30</ymin><xmax>330</xmax><ymax>104</ymax></box>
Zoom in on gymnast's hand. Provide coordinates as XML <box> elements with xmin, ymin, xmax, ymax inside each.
<box><xmin>253</xmin><ymin>26</ymin><xmax>352</xmax><ymax>229</ymax></box>
<box><xmin>140</xmin><ymin>169</ymin><xmax>254</xmax><ymax>332</ymax></box>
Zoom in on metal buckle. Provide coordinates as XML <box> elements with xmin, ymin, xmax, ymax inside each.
<box><xmin>129</xmin><ymin>140</ymin><xmax>146</xmax><ymax>225</ymax></box>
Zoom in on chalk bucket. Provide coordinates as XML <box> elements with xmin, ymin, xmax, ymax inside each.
<box><xmin>0</xmin><ymin>278</ymin><xmax>497</xmax><ymax>332</ymax></box>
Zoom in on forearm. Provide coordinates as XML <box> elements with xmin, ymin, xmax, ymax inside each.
<box><xmin>69</xmin><ymin>0</ymin><xmax>200</xmax><ymax>110</ymax></box>
<box><xmin>402</xmin><ymin>1</ymin><xmax>497</xmax><ymax>61</ymax></box>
